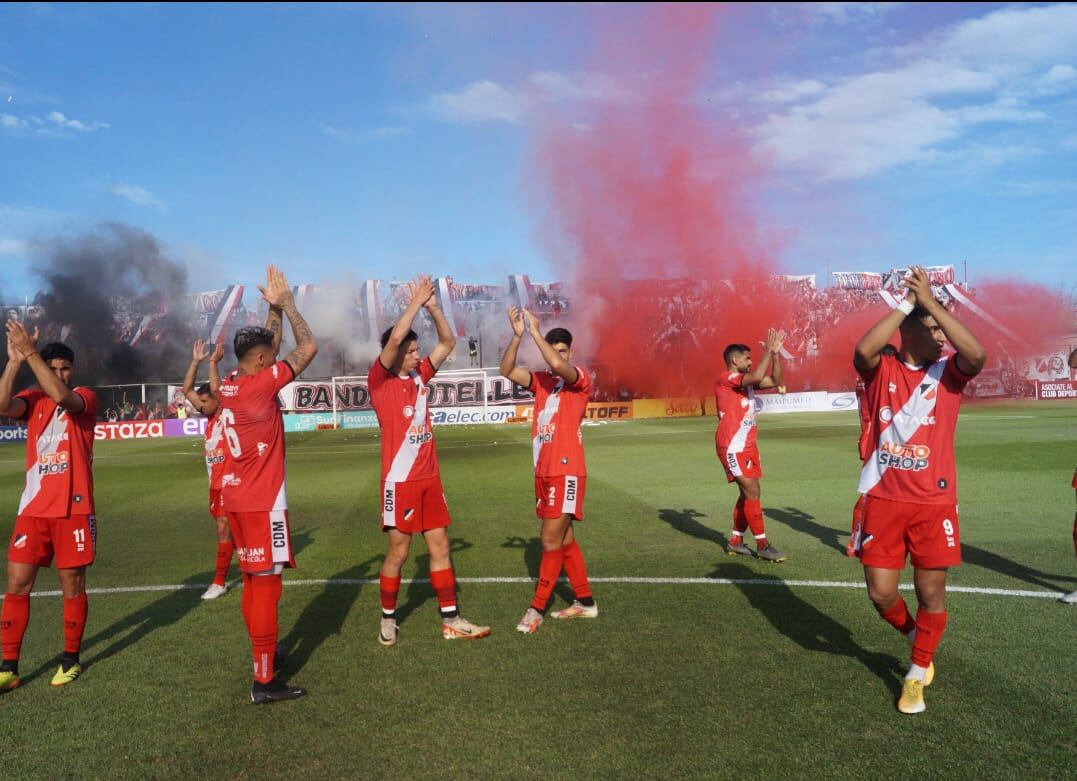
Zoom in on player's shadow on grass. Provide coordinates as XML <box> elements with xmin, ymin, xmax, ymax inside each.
<box><xmin>764</xmin><ymin>506</ymin><xmax>847</xmax><ymax>556</ymax></box>
<box><xmin>502</xmin><ymin>536</ymin><xmax>575</xmax><ymax>604</ymax></box>
<box><xmin>395</xmin><ymin>538</ymin><xmax>475</xmax><ymax>625</ymax></box>
<box><xmin>67</xmin><ymin>570</ymin><xmax>214</xmax><ymax>679</ymax></box>
<box><xmin>277</xmin><ymin>555</ymin><xmax>382</xmax><ymax>678</ymax></box>
<box><xmin>714</xmin><ymin>561</ymin><xmax>905</xmax><ymax>696</ymax></box>
<box><xmin>960</xmin><ymin>544</ymin><xmax>1077</xmax><ymax>591</ymax></box>
<box><xmin>657</xmin><ymin>508</ymin><xmax>728</xmax><ymax>549</ymax></box>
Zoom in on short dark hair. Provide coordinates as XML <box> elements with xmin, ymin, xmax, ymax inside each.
<box><xmin>234</xmin><ymin>326</ymin><xmax>274</xmax><ymax>360</ymax></box>
<box><xmin>195</xmin><ymin>382</ymin><xmax>211</xmax><ymax>396</ymax></box>
<box><xmin>380</xmin><ymin>328</ymin><xmax>418</xmax><ymax>350</ymax></box>
<box><xmin>723</xmin><ymin>343</ymin><xmax>750</xmax><ymax>365</ymax></box>
<box><xmin>40</xmin><ymin>342</ymin><xmax>75</xmax><ymax>363</ymax></box>
<box><xmin>545</xmin><ymin>328</ymin><xmax>572</xmax><ymax>347</ymax></box>
<box><xmin>881</xmin><ymin>344</ymin><xmax>898</xmax><ymax>356</ymax></box>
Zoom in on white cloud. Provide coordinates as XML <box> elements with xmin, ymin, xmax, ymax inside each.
<box><xmin>757</xmin><ymin>80</ymin><xmax>827</xmax><ymax>104</ymax></box>
<box><xmin>431</xmin><ymin>71</ymin><xmax>631</xmax><ymax>125</ymax></box>
<box><xmin>46</xmin><ymin>110</ymin><xmax>108</xmax><ymax>132</ymax></box>
<box><xmin>756</xmin><ymin>4</ymin><xmax>1077</xmax><ymax>180</ymax></box>
<box><xmin>431</xmin><ymin>80</ymin><xmax>523</xmax><ymax>124</ymax></box>
<box><xmin>108</xmin><ymin>183</ymin><xmax>165</xmax><ymax>210</ymax></box>
<box><xmin>780</xmin><ymin>3</ymin><xmax>905</xmax><ymax>26</ymax></box>
<box><xmin>0</xmin><ymin>238</ymin><xmax>27</xmax><ymax>255</ymax></box>
<box><xmin>1</xmin><ymin>113</ymin><xmax>27</xmax><ymax>129</ymax></box>
<box><xmin>321</xmin><ymin>124</ymin><xmax>410</xmax><ymax>142</ymax></box>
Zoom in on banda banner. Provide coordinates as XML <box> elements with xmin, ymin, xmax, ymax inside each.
<box><xmin>280</xmin><ymin>376</ymin><xmax>535</xmax><ymax>412</ymax></box>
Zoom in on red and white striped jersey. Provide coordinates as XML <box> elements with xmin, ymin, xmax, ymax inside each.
<box><xmin>216</xmin><ymin>360</ymin><xmax>294</xmax><ymax>512</ymax></box>
<box><xmin>368</xmin><ymin>357</ymin><xmax>440</xmax><ymax>483</ymax></box>
<box><xmin>204</xmin><ymin>411</ymin><xmax>226</xmax><ymax>491</ymax></box>
<box><xmin>857</xmin><ymin>353</ymin><xmax>972</xmax><ymax>504</ymax></box>
<box><xmin>855</xmin><ymin>377</ymin><xmax>873</xmax><ymax>463</ymax></box>
<box><xmin>530</xmin><ymin>367</ymin><xmax>590</xmax><ymax>477</ymax></box>
<box><xmin>714</xmin><ymin>372</ymin><xmax>757</xmax><ymax>452</ymax></box>
<box><xmin>14</xmin><ymin>388</ymin><xmax>98</xmax><ymax>517</ymax></box>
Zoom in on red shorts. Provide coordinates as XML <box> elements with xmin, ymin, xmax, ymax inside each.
<box><xmin>209</xmin><ymin>488</ymin><xmax>224</xmax><ymax>518</ymax></box>
<box><xmin>717</xmin><ymin>447</ymin><xmax>763</xmax><ymax>483</ymax></box>
<box><xmin>8</xmin><ymin>514</ymin><xmax>96</xmax><ymax>569</ymax></box>
<box><xmin>381</xmin><ymin>477</ymin><xmax>451</xmax><ymax>534</ymax></box>
<box><xmin>856</xmin><ymin>496</ymin><xmax>961</xmax><ymax>569</ymax></box>
<box><xmin>226</xmin><ymin>509</ymin><xmax>296</xmax><ymax>574</ymax></box>
<box><xmin>534</xmin><ymin>475</ymin><xmax>586</xmax><ymax>521</ymax></box>
<box><xmin>1071</xmin><ymin>466</ymin><xmax>1076</xmax><ymax>489</ymax></box>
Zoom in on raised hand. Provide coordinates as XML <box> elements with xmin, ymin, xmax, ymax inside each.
<box><xmin>507</xmin><ymin>306</ymin><xmax>526</xmax><ymax>337</ymax></box>
<box><xmin>192</xmin><ymin>338</ymin><xmax>209</xmax><ymax>363</ymax></box>
<box><xmin>523</xmin><ymin>308</ymin><xmax>541</xmax><ymax>337</ymax></box>
<box><xmin>409</xmin><ymin>275</ymin><xmax>436</xmax><ymax>309</ymax></box>
<box><xmin>6</xmin><ymin>321</ymin><xmax>39</xmax><ymax>361</ymax></box>
<box><xmin>209</xmin><ymin>342</ymin><xmax>225</xmax><ymax>365</ymax></box>
<box><xmin>771</xmin><ymin>329</ymin><xmax>786</xmax><ymax>355</ymax></box>
<box><xmin>900</xmin><ymin>265</ymin><xmax>933</xmax><ymax>305</ymax></box>
<box><xmin>259</xmin><ymin>265</ymin><xmax>295</xmax><ymax>309</ymax></box>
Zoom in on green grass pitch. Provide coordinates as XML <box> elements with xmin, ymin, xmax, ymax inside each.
<box><xmin>0</xmin><ymin>402</ymin><xmax>1074</xmax><ymax>780</ymax></box>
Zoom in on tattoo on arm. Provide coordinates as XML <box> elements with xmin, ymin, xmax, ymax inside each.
<box><xmin>282</xmin><ymin>304</ymin><xmax>318</xmax><ymax>375</ymax></box>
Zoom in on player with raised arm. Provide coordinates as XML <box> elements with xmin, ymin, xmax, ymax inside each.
<box><xmin>182</xmin><ymin>305</ymin><xmax>282</xmax><ymax>601</ymax></box>
<box><xmin>501</xmin><ymin>307</ymin><xmax>596</xmax><ymax>634</ymax></box>
<box><xmin>0</xmin><ymin>323</ymin><xmax>98</xmax><ymax>692</ymax></box>
<box><xmin>715</xmin><ymin>329</ymin><xmax>788</xmax><ymax>562</ymax></box>
<box><xmin>215</xmin><ymin>266</ymin><xmax>317</xmax><ymax>703</ymax></box>
<box><xmin>853</xmin><ymin>265</ymin><xmax>986</xmax><ymax>714</ymax></box>
<box><xmin>1062</xmin><ymin>347</ymin><xmax>1077</xmax><ymax>605</ymax></box>
<box><xmin>371</xmin><ymin>275</ymin><xmax>489</xmax><ymax>646</ymax></box>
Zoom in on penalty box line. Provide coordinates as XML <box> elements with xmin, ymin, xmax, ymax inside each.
<box><xmin>4</xmin><ymin>576</ymin><xmax>1065</xmax><ymax>600</ymax></box>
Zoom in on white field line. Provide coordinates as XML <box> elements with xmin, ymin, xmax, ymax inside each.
<box><xmin>5</xmin><ymin>576</ymin><xmax>1064</xmax><ymax>600</ymax></box>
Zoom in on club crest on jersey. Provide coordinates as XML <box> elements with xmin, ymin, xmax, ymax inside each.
<box><xmin>919</xmin><ymin>383</ymin><xmax>937</xmax><ymax>401</ymax></box>
<box><xmin>403</xmin><ymin>405</ymin><xmax>414</xmax><ymax>419</ymax></box>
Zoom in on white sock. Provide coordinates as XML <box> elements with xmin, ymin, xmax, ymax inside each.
<box><xmin>905</xmin><ymin>664</ymin><xmax>928</xmax><ymax>681</ymax></box>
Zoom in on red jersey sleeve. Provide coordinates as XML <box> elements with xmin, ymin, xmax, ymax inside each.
<box><xmin>74</xmin><ymin>388</ymin><xmax>99</xmax><ymax>420</ymax></box>
<box><xmin>718</xmin><ymin>372</ymin><xmax>743</xmax><ymax>390</ymax></box>
<box><xmin>418</xmin><ymin>357</ymin><xmax>437</xmax><ymax>384</ymax></box>
<box><xmin>13</xmin><ymin>389</ymin><xmax>44</xmax><ymax>420</ymax></box>
<box><xmin>368</xmin><ymin>359</ymin><xmax>392</xmax><ymax>392</ymax></box>
<box><xmin>568</xmin><ymin>366</ymin><xmax>590</xmax><ymax>393</ymax></box>
<box><xmin>942</xmin><ymin>355</ymin><xmax>974</xmax><ymax>393</ymax></box>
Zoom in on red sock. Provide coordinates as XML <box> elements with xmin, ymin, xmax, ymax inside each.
<box><xmin>430</xmin><ymin>567</ymin><xmax>458</xmax><ymax>619</ymax></box>
<box><xmin>876</xmin><ymin>597</ymin><xmax>916</xmax><ymax>636</ymax></box>
<box><xmin>744</xmin><ymin>498</ymin><xmax>767</xmax><ymax>548</ymax></box>
<box><xmin>910</xmin><ymin>609</ymin><xmax>948</xmax><ymax>668</ymax></box>
<box><xmin>1072</xmin><ymin>512</ymin><xmax>1076</xmax><ymax>557</ymax></box>
<box><xmin>531</xmin><ymin>548</ymin><xmax>566</xmax><ymax>613</ymax></box>
<box><xmin>63</xmin><ymin>594</ymin><xmax>88</xmax><ymax>655</ymax></box>
<box><xmin>213</xmin><ymin>540</ymin><xmax>235</xmax><ymax>587</ymax></box>
<box><xmin>1</xmin><ymin>593</ymin><xmax>30</xmax><ymax>663</ymax></box>
<box><xmin>240</xmin><ymin>573</ymin><xmax>253</xmax><ymax>634</ymax></box>
<box><xmin>562</xmin><ymin>540</ymin><xmax>592</xmax><ymax>601</ymax></box>
<box><xmin>380</xmin><ymin>574</ymin><xmax>401</xmax><ymax>617</ymax></box>
<box><xmin>248</xmin><ymin>574</ymin><xmax>282</xmax><ymax>684</ymax></box>
<box><xmin>731</xmin><ymin>498</ymin><xmax>747</xmax><ymax>539</ymax></box>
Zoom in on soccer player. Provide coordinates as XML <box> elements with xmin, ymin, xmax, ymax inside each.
<box><xmin>500</xmin><ymin>307</ymin><xmax>596</xmax><ymax>634</ymax></box>
<box><xmin>182</xmin><ymin>305</ymin><xmax>282</xmax><ymax>601</ymax></box>
<box><xmin>215</xmin><ymin>266</ymin><xmax>317</xmax><ymax>704</ymax></box>
<box><xmin>0</xmin><ymin>323</ymin><xmax>98</xmax><ymax>692</ymax></box>
<box><xmin>853</xmin><ymin>265</ymin><xmax>986</xmax><ymax>714</ymax></box>
<box><xmin>371</xmin><ymin>275</ymin><xmax>489</xmax><ymax>646</ymax></box>
<box><xmin>1063</xmin><ymin>347</ymin><xmax>1077</xmax><ymax>605</ymax></box>
<box><xmin>715</xmin><ymin>330</ymin><xmax>787</xmax><ymax>562</ymax></box>
<box><xmin>848</xmin><ymin>345</ymin><xmax>898</xmax><ymax>558</ymax></box>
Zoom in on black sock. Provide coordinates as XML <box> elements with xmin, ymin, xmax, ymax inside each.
<box><xmin>60</xmin><ymin>652</ymin><xmax>79</xmax><ymax>671</ymax></box>
<box><xmin>578</xmin><ymin>597</ymin><xmax>596</xmax><ymax>608</ymax></box>
<box><xmin>0</xmin><ymin>659</ymin><xmax>18</xmax><ymax>674</ymax></box>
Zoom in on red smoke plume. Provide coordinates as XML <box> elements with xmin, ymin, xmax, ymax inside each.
<box><xmin>530</xmin><ymin>5</ymin><xmax>789</xmax><ymax>397</ymax></box>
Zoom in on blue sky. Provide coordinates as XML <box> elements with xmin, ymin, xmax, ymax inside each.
<box><xmin>1</xmin><ymin>2</ymin><xmax>1075</xmax><ymax>302</ymax></box>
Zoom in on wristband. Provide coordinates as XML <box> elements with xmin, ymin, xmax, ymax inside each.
<box><xmin>897</xmin><ymin>299</ymin><xmax>914</xmax><ymax>315</ymax></box>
